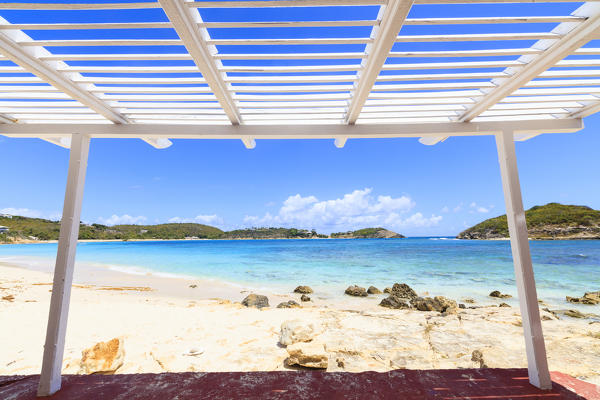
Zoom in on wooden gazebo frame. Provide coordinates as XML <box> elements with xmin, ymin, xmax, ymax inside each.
<box><xmin>0</xmin><ymin>0</ymin><xmax>598</xmax><ymax>396</ymax></box>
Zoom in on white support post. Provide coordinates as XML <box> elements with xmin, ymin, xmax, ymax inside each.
<box><xmin>495</xmin><ymin>130</ymin><xmax>551</xmax><ymax>390</ymax></box>
<box><xmin>37</xmin><ymin>133</ymin><xmax>90</xmax><ymax>397</ymax></box>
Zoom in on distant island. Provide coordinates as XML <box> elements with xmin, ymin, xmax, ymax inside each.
<box><xmin>458</xmin><ymin>203</ymin><xmax>600</xmax><ymax>240</ymax></box>
<box><xmin>331</xmin><ymin>227</ymin><xmax>405</xmax><ymax>239</ymax></box>
<box><xmin>0</xmin><ymin>215</ymin><xmax>404</xmax><ymax>243</ymax></box>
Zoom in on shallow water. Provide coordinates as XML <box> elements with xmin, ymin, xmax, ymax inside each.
<box><xmin>1</xmin><ymin>238</ymin><xmax>599</xmax><ymax>306</ymax></box>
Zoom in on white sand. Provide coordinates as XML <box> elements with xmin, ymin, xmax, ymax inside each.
<box><xmin>0</xmin><ymin>263</ymin><xmax>599</xmax><ymax>385</ymax></box>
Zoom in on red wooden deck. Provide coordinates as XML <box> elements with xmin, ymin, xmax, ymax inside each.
<box><xmin>1</xmin><ymin>369</ymin><xmax>598</xmax><ymax>400</ymax></box>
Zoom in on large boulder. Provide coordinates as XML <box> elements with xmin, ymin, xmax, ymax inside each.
<box><xmin>242</xmin><ymin>294</ymin><xmax>269</xmax><ymax>309</ymax></box>
<box><xmin>277</xmin><ymin>300</ymin><xmax>301</xmax><ymax>309</ymax></box>
<box><xmin>389</xmin><ymin>283</ymin><xmax>418</xmax><ymax>300</ymax></box>
<box><xmin>79</xmin><ymin>338</ymin><xmax>125</xmax><ymax>374</ymax></box>
<box><xmin>294</xmin><ymin>286</ymin><xmax>313</xmax><ymax>294</ymax></box>
<box><xmin>411</xmin><ymin>296</ymin><xmax>457</xmax><ymax>313</ymax></box>
<box><xmin>379</xmin><ymin>295</ymin><xmax>410</xmax><ymax>309</ymax></box>
<box><xmin>489</xmin><ymin>290</ymin><xmax>512</xmax><ymax>299</ymax></box>
<box><xmin>566</xmin><ymin>291</ymin><xmax>600</xmax><ymax>305</ymax></box>
<box><xmin>280</xmin><ymin>319</ymin><xmax>319</xmax><ymax>346</ymax></box>
<box><xmin>367</xmin><ymin>286</ymin><xmax>382</xmax><ymax>294</ymax></box>
<box><xmin>345</xmin><ymin>285</ymin><xmax>368</xmax><ymax>297</ymax></box>
<box><xmin>285</xmin><ymin>342</ymin><xmax>328</xmax><ymax>369</ymax></box>
<box><xmin>300</xmin><ymin>294</ymin><xmax>311</xmax><ymax>302</ymax></box>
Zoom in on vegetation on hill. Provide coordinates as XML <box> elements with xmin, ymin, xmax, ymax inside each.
<box><xmin>331</xmin><ymin>227</ymin><xmax>405</xmax><ymax>239</ymax></box>
<box><xmin>0</xmin><ymin>215</ymin><xmax>223</xmax><ymax>242</ymax></box>
<box><xmin>0</xmin><ymin>214</ymin><xmax>405</xmax><ymax>243</ymax></box>
<box><xmin>222</xmin><ymin>227</ymin><xmax>327</xmax><ymax>239</ymax></box>
<box><xmin>457</xmin><ymin>203</ymin><xmax>600</xmax><ymax>240</ymax></box>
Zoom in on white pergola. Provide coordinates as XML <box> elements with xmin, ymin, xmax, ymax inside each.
<box><xmin>0</xmin><ymin>0</ymin><xmax>598</xmax><ymax>396</ymax></box>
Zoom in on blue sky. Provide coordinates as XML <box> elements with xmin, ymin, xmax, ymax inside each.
<box><xmin>2</xmin><ymin>116</ymin><xmax>599</xmax><ymax>236</ymax></box>
<box><xmin>0</xmin><ymin>1</ymin><xmax>599</xmax><ymax>236</ymax></box>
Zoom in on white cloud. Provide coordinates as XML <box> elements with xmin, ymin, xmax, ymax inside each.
<box><xmin>0</xmin><ymin>207</ymin><xmax>61</xmax><ymax>221</ymax></box>
<box><xmin>97</xmin><ymin>214</ymin><xmax>147</xmax><ymax>226</ymax></box>
<box><xmin>453</xmin><ymin>203</ymin><xmax>463</xmax><ymax>213</ymax></box>
<box><xmin>243</xmin><ymin>188</ymin><xmax>441</xmax><ymax>232</ymax></box>
<box><xmin>476</xmin><ymin>207</ymin><xmax>489</xmax><ymax>213</ymax></box>
<box><xmin>441</xmin><ymin>206</ymin><xmax>449</xmax><ymax>213</ymax></box>
<box><xmin>168</xmin><ymin>214</ymin><xmax>223</xmax><ymax>225</ymax></box>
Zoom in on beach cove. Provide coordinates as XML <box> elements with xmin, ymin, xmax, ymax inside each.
<box><xmin>0</xmin><ymin>239</ymin><xmax>599</xmax><ymax>385</ymax></box>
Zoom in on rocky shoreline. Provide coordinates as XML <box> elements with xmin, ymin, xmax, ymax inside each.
<box><xmin>1</xmin><ymin>266</ymin><xmax>599</xmax><ymax>385</ymax></box>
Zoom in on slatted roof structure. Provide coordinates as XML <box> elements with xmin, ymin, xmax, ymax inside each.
<box><xmin>1</xmin><ymin>0</ymin><xmax>598</xmax><ymax>397</ymax></box>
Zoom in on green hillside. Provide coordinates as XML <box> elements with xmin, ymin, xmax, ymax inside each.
<box><xmin>0</xmin><ymin>215</ymin><xmax>223</xmax><ymax>242</ymax></box>
<box><xmin>222</xmin><ymin>227</ymin><xmax>326</xmax><ymax>239</ymax></box>
<box><xmin>331</xmin><ymin>227</ymin><xmax>405</xmax><ymax>238</ymax></box>
<box><xmin>458</xmin><ymin>203</ymin><xmax>600</xmax><ymax>240</ymax></box>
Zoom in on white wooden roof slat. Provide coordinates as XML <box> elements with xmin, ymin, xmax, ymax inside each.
<box><xmin>346</xmin><ymin>0</ymin><xmax>414</xmax><ymax>124</ymax></box>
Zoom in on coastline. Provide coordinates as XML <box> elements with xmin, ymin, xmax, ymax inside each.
<box><xmin>1</xmin><ymin>262</ymin><xmax>599</xmax><ymax>384</ymax></box>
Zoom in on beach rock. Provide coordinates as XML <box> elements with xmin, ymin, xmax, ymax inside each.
<box><xmin>379</xmin><ymin>295</ymin><xmax>410</xmax><ymax>309</ymax></box>
<box><xmin>489</xmin><ymin>290</ymin><xmax>511</xmax><ymax>299</ymax></box>
<box><xmin>411</xmin><ymin>296</ymin><xmax>457</xmax><ymax>313</ymax></box>
<box><xmin>277</xmin><ymin>300</ymin><xmax>301</xmax><ymax>309</ymax></box>
<box><xmin>566</xmin><ymin>291</ymin><xmax>600</xmax><ymax>305</ymax></box>
<box><xmin>345</xmin><ymin>285</ymin><xmax>368</xmax><ymax>297</ymax></box>
<box><xmin>79</xmin><ymin>338</ymin><xmax>125</xmax><ymax>374</ymax></box>
<box><xmin>285</xmin><ymin>342</ymin><xmax>328</xmax><ymax>369</ymax></box>
<box><xmin>367</xmin><ymin>286</ymin><xmax>382</xmax><ymax>294</ymax></box>
<box><xmin>458</xmin><ymin>304</ymin><xmax>466</xmax><ymax>309</ymax></box>
<box><xmin>241</xmin><ymin>294</ymin><xmax>269</xmax><ymax>309</ymax></box>
<box><xmin>463</xmin><ymin>298</ymin><xmax>475</xmax><ymax>304</ymax></box>
<box><xmin>294</xmin><ymin>286</ymin><xmax>313</xmax><ymax>294</ymax></box>
<box><xmin>1</xmin><ymin>294</ymin><xmax>15</xmax><ymax>302</ymax></box>
<box><xmin>189</xmin><ymin>284</ymin><xmax>197</xmax><ymax>288</ymax></box>
<box><xmin>280</xmin><ymin>319</ymin><xmax>319</xmax><ymax>346</ymax></box>
<box><xmin>383</xmin><ymin>287</ymin><xmax>392</xmax><ymax>294</ymax></box>
<box><xmin>563</xmin><ymin>309</ymin><xmax>586</xmax><ymax>319</ymax></box>
<box><xmin>300</xmin><ymin>294</ymin><xmax>311</xmax><ymax>302</ymax></box>
<box><xmin>471</xmin><ymin>350</ymin><xmax>487</xmax><ymax>368</ymax></box>
<box><xmin>499</xmin><ymin>302</ymin><xmax>511</xmax><ymax>308</ymax></box>
<box><xmin>389</xmin><ymin>283</ymin><xmax>418</xmax><ymax>300</ymax></box>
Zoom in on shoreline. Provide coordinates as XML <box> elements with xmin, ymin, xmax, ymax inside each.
<box><xmin>0</xmin><ymin>263</ymin><xmax>599</xmax><ymax>384</ymax></box>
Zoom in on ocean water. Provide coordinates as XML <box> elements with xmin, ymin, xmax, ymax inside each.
<box><xmin>0</xmin><ymin>238</ymin><xmax>599</xmax><ymax>306</ymax></box>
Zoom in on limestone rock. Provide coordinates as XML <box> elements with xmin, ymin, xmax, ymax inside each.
<box><xmin>345</xmin><ymin>285</ymin><xmax>368</xmax><ymax>297</ymax></box>
<box><xmin>379</xmin><ymin>295</ymin><xmax>410</xmax><ymax>309</ymax></box>
<box><xmin>411</xmin><ymin>296</ymin><xmax>457</xmax><ymax>313</ymax></box>
<box><xmin>367</xmin><ymin>286</ymin><xmax>382</xmax><ymax>294</ymax></box>
<box><xmin>277</xmin><ymin>300</ymin><xmax>301</xmax><ymax>309</ymax></box>
<box><xmin>566</xmin><ymin>291</ymin><xmax>600</xmax><ymax>305</ymax></box>
<box><xmin>79</xmin><ymin>337</ymin><xmax>125</xmax><ymax>374</ymax></box>
<box><xmin>285</xmin><ymin>342</ymin><xmax>328</xmax><ymax>369</ymax></box>
<box><xmin>242</xmin><ymin>294</ymin><xmax>269</xmax><ymax>309</ymax></box>
<box><xmin>294</xmin><ymin>286</ymin><xmax>313</xmax><ymax>294</ymax></box>
<box><xmin>489</xmin><ymin>290</ymin><xmax>512</xmax><ymax>299</ymax></box>
<box><xmin>389</xmin><ymin>283</ymin><xmax>418</xmax><ymax>300</ymax></box>
<box><xmin>383</xmin><ymin>287</ymin><xmax>392</xmax><ymax>294</ymax></box>
<box><xmin>499</xmin><ymin>303</ymin><xmax>511</xmax><ymax>308</ymax></box>
<box><xmin>300</xmin><ymin>294</ymin><xmax>311</xmax><ymax>302</ymax></box>
<box><xmin>279</xmin><ymin>319</ymin><xmax>319</xmax><ymax>346</ymax></box>
<box><xmin>458</xmin><ymin>304</ymin><xmax>466</xmax><ymax>309</ymax></box>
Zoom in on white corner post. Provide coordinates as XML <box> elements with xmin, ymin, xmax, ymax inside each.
<box><xmin>495</xmin><ymin>130</ymin><xmax>551</xmax><ymax>390</ymax></box>
<box><xmin>38</xmin><ymin>133</ymin><xmax>90</xmax><ymax>397</ymax></box>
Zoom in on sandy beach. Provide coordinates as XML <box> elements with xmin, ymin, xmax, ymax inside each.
<box><xmin>1</xmin><ymin>262</ymin><xmax>599</xmax><ymax>386</ymax></box>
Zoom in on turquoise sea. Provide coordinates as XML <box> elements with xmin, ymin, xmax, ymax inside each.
<box><xmin>1</xmin><ymin>238</ymin><xmax>599</xmax><ymax>306</ymax></box>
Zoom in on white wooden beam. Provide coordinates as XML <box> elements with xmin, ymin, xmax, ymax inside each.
<box><xmin>495</xmin><ymin>130</ymin><xmax>551</xmax><ymax>390</ymax></box>
<box><xmin>459</xmin><ymin>3</ymin><xmax>600</xmax><ymax>122</ymax></box>
<box><xmin>241</xmin><ymin>137</ymin><xmax>256</xmax><ymax>149</ymax></box>
<box><xmin>334</xmin><ymin>137</ymin><xmax>347</xmax><ymax>148</ymax></box>
<box><xmin>345</xmin><ymin>0</ymin><xmax>414</xmax><ymax>124</ymax></box>
<box><xmin>0</xmin><ymin>18</ymin><xmax>127</xmax><ymax>124</ymax></box>
<box><xmin>159</xmin><ymin>0</ymin><xmax>241</xmax><ymax>126</ymax></box>
<box><xmin>0</xmin><ymin>118</ymin><xmax>583</xmax><ymax>140</ymax></box>
<box><xmin>38</xmin><ymin>133</ymin><xmax>90</xmax><ymax>397</ymax></box>
<box><xmin>141</xmin><ymin>137</ymin><xmax>173</xmax><ymax>149</ymax></box>
<box><xmin>41</xmin><ymin>136</ymin><xmax>72</xmax><ymax>149</ymax></box>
